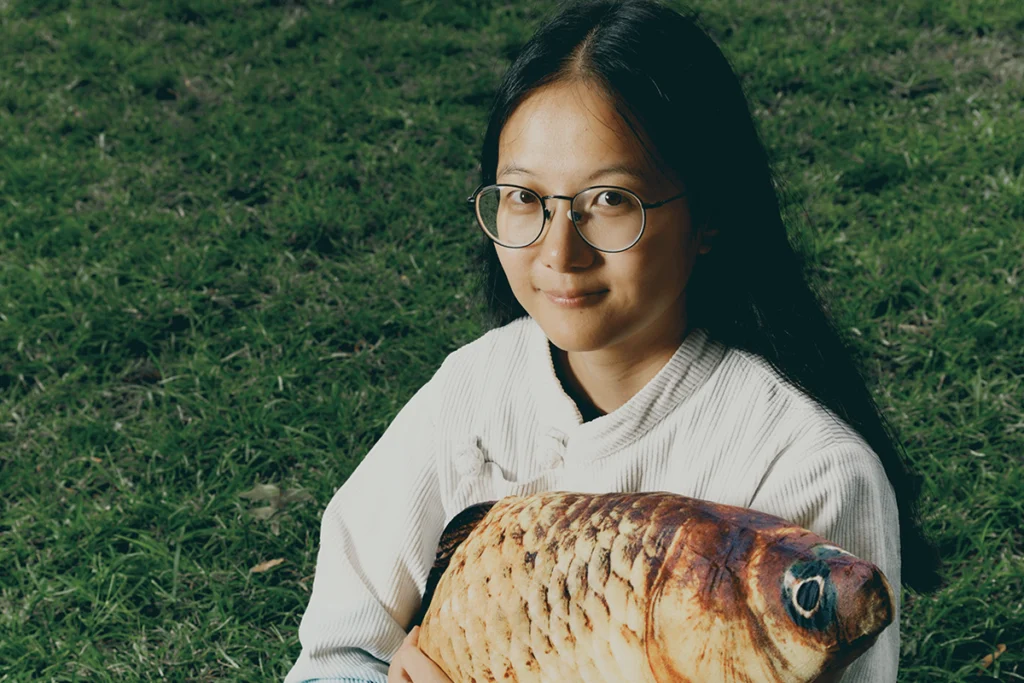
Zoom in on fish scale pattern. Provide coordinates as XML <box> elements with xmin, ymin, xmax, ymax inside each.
<box><xmin>419</xmin><ymin>492</ymin><xmax>681</xmax><ymax>683</ymax></box>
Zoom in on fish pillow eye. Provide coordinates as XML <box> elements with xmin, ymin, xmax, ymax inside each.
<box><xmin>412</xmin><ymin>491</ymin><xmax>894</xmax><ymax>683</ymax></box>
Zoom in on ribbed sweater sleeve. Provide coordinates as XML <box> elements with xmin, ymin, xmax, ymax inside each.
<box><xmin>749</xmin><ymin>442</ymin><xmax>902</xmax><ymax>683</ymax></box>
<box><xmin>283</xmin><ymin>368</ymin><xmax>447</xmax><ymax>683</ymax></box>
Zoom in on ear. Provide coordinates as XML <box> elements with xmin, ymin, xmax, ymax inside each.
<box><xmin>697</xmin><ymin>224</ymin><xmax>718</xmax><ymax>255</ymax></box>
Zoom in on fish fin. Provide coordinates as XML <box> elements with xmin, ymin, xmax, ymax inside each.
<box><xmin>410</xmin><ymin>501</ymin><xmax>497</xmax><ymax>628</ymax></box>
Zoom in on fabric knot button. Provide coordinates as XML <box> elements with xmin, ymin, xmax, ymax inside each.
<box><xmin>455</xmin><ymin>440</ymin><xmax>485</xmax><ymax>477</ymax></box>
<box><xmin>541</xmin><ymin>448</ymin><xmax>564</xmax><ymax>470</ymax></box>
<box><xmin>544</xmin><ymin>427</ymin><xmax>568</xmax><ymax>447</ymax></box>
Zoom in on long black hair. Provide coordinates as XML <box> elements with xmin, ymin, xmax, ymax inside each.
<box><xmin>467</xmin><ymin>0</ymin><xmax>942</xmax><ymax>593</ymax></box>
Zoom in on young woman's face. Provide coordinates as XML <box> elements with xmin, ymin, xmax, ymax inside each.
<box><xmin>495</xmin><ymin>80</ymin><xmax>710</xmax><ymax>356</ymax></box>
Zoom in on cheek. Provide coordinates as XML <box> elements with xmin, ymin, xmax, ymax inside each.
<box><xmin>640</xmin><ymin>221</ymin><xmax>697</xmax><ymax>283</ymax></box>
<box><xmin>629</xmin><ymin>244</ymin><xmax>681</xmax><ymax>290</ymax></box>
<box><xmin>496</xmin><ymin>249</ymin><xmax>529</xmax><ymax>288</ymax></box>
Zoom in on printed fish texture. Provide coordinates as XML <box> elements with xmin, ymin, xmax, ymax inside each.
<box><xmin>412</xmin><ymin>491</ymin><xmax>894</xmax><ymax>683</ymax></box>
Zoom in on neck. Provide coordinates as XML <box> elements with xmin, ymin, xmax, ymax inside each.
<box><xmin>550</xmin><ymin>314</ymin><xmax>689</xmax><ymax>420</ymax></box>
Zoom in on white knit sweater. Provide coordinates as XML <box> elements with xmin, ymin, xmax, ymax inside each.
<box><xmin>284</xmin><ymin>315</ymin><xmax>901</xmax><ymax>683</ymax></box>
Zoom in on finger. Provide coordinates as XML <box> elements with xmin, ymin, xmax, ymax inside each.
<box><xmin>405</xmin><ymin>645</ymin><xmax>452</xmax><ymax>683</ymax></box>
<box><xmin>390</xmin><ymin>638</ymin><xmax>412</xmax><ymax>679</ymax></box>
<box><xmin>386</xmin><ymin>659</ymin><xmax>404</xmax><ymax>683</ymax></box>
<box><xmin>387</xmin><ymin>653</ymin><xmax>413</xmax><ymax>683</ymax></box>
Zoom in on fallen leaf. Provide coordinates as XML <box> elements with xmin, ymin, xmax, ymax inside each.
<box><xmin>250</xmin><ymin>506</ymin><xmax>278</xmax><ymax>521</ymax></box>
<box><xmin>249</xmin><ymin>558</ymin><xmax>285</xmax><ymax>574</ymax></box>
<box><xmin>240</xmin><ymin>482</ymin><xmax>314</xmax><ymax>530</ymax></box>
<box><xmin>239</xmin><ymin>483</ymin><xmax>281</xmax><ymax>502</ymax></box>
<box><xmin>281</xmin><ymin>488</ymin><xmax>313</xmax><ymax>505</ymax></box>
<box><xmin>980</xmin><ymin>643</ymin><xmax>1007</xmax><ymax>669</ymax></box>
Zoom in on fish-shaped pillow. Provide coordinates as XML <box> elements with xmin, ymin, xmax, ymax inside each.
<box><xmin>412</xmin><ymin>491</ymin><xmax>894</xmax><ymax>683</ymax></box>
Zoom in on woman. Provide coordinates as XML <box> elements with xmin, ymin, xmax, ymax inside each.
<box><xmin>285</xmin><ymin>1</ymin><xmax>941</xmax><ymax>681</ymax></box>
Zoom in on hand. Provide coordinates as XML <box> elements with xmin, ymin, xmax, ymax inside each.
<box><xmin>387</xmin><ymin>625</ymin><xmax>454</xmax><ymax>683</ymax></box>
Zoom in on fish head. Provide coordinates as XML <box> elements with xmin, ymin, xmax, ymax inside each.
<box><xmin>775</xmin><ymin>541</ymin><xmax>896</xmax><ymax>669</ymax></box>
<box><xmin>647</xmin><ymin>516</ymin><xmax>895</xmax><ymax>683</ymax></box>
<box><xmin>740</xmin><ymin>534</ymin><xmax>896</xmax><ymax>680</ymax></box>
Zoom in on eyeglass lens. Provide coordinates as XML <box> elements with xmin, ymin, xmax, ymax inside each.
<box><xmin>475</xmin><ymin>186</ymin><xmax>643</xmax><ymax>251</ymax></box>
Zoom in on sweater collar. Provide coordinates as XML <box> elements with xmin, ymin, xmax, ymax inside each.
<box><xmin>527</xmin><ymin>315</ymin><xmax>727</xmax><ymax>461</ymax></box>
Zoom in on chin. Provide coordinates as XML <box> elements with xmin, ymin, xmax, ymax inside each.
<box><xmin>541</xmin><ymin>320</ymin><xmax>608</xmax><ymax>352</ymax></box>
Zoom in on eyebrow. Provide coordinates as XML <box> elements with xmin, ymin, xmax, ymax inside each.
<box><xmin>497</xmin><ymin>162</ymin><xmax>649</xmax><ymax>185</ymax></box>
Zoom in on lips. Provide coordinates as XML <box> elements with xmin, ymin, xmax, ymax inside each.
<box><xmin>544</xmin><ymin>289</ymin><xmax>605</xmax><ymax>299</ymax></box>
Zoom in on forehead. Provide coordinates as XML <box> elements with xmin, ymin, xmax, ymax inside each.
<box><xmin>497</xmin><ymin>81</ymin><xmax>657</xmax><ymax>182</ymax></box>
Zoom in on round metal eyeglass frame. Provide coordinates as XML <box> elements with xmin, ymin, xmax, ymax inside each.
<box><xmin>467</xmin><ymin>183</ymin><xmax>687</xmax><ymax>253</ymax></box>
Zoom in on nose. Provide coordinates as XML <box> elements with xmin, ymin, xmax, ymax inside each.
<box><xmin>539</xmin><ymin>198</ymin><xmax>593</xmax><ymax>261</ymax></box>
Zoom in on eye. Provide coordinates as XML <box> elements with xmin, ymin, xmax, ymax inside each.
<box><xmin>598</xmin><ymin>190</ymin><xmax>625</xmax><ymax>206</ymax></box>
<box><xmin>507</xmin><ymin>189</ymin><xmax>538</xmax><ymax>205</ymax></box>
<box><xmin>792</xmin><ymin>576</ymin><xmax>824</xmax><ymax>617</ymax></box>
<box><xmin>782</xmin><ymin>562</ymin><xmax>835</xmax><ymax>631</ymax></box>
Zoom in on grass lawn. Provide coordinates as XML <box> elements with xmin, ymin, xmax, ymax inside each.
<box><xmin>1</xmin><ymin>0</ymin><xmax>1022</xmax><ymax>680</ymax></box>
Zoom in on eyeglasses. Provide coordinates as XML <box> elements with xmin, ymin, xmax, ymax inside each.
<box><xmin>467</xmin><ymin>183</ymin><xmax>686</xmax><ymax>253</ymax></box>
